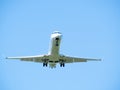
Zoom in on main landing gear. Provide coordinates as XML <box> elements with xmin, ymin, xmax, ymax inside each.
<box><xmin>60</xmin><ymin>63</ymin><xmax>65</xmax><ymax>67</ymax></box>
<box><xmin>43</xmin><ymin>63</ymin><xmax>48</xmax><ymax>67</ymax></box>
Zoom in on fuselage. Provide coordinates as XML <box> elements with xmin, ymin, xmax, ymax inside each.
<box><xmin>48</xmin><ymin>31</ymin><xmax>62</xmax><ymax>68</ymax></box>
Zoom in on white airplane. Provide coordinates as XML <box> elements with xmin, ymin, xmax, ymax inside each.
<box><xmin>6</xmin><ymin>31</ymin><xmax>101</xmax><ymax>68</ymax></box>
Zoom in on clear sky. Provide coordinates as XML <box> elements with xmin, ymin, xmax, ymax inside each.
<box><xmin>0</xmin><ymin>0</ymin><xmax>120</xmax><ymax>90</ymax></box>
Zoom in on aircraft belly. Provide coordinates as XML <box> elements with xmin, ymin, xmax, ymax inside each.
<box><xmin>49</xmin><ymin>35</ymin><xmax>61</xmax><ymax>56</ymax></box>
<box><xmin>48</xmin><ymin>32</ymin><xmax>62</xmax><ymax>64</ymax></box>
<box><xmin>49</xmin><ymin>55</ymin><xmax>59</xmax><ymax>62</ymax></box>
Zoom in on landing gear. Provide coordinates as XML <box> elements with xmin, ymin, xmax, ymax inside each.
<box><xmin>60</xmin><ymin>63</ymin><xmax>65</xmax><ymax>67</ymax></box>
<box><xmin>43</xmin><ymin>63</ymin><xmax>48</xmax><ymax>67</ymax></box>
<box><xmin>42</xmin><ymin>59</ymin><xmax>49</xmax><ymax>67</ymax></box>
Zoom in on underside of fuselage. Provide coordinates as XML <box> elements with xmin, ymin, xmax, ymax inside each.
<box><xmin>49</xmin><ymin>63</ymin><xmax>56</xmax><ymax>68</ymax></box>
<box><xmin>44</xmin><ymin>31</ymin><xmax>63</xmax><ymax>68</ymax></box>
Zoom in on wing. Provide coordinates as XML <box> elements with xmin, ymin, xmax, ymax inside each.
<box><xmin>6</xmin><ymin>55</ymin><xmax>49</xmax><ymax>63</ymax></box>
<box><xmin>60</xmin><ymin>55</ymin><xmax>101</xmax><ymax>63</ymax></box>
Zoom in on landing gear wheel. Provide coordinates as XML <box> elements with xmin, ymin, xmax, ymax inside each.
<box><xmin>63</xmin><ymin>63</ymin><xmax>65</xmax><ymax>67</ymax></box>
<box><xmin>45</xmin><ymin>63</ymin><xmax>48</xmax><ymax>67</ymax></box>
<box><xmin>43</xmin><ymin>63</ymin><xmax>48</xmax><ymax>67</ymax></box>
<box><xmin>60</xmin><ymin>63</ymin><xmax>65</xmax><ymax>67</ymax></box>
<box><xmin>60</xmin><ymin>63</ymin><xmax>62</xmax><ymax>67</ymax></box>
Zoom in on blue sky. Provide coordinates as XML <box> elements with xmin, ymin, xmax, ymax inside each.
<box><xmin>0</xmin><ymin>0</ymin><xmax>120</xmax><ymax>90</ymax></box>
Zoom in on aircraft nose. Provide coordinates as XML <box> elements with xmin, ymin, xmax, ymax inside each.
<box><xmin>56</xmin><ymin>34</ymin><xmax>62</xmax><ymax>39</ymax></box>
<box><xmin>51</xmin><ymin>32</ymin><xmax>62</xmax><ymax>39</ymax></box>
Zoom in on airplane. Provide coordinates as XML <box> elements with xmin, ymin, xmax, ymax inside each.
<box><xmin>6</xmin><ymin>31</ymin><xmax>101</xmax><ymax>68</ymax></box>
